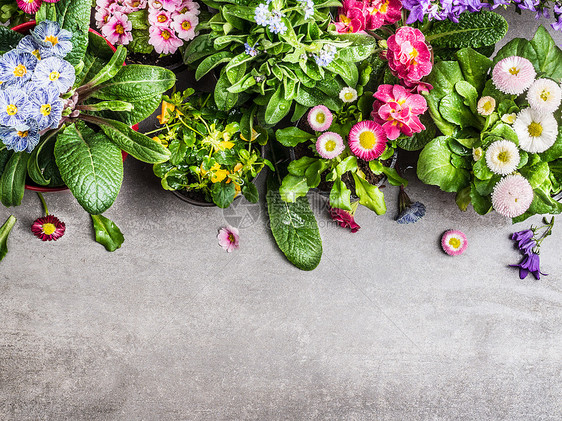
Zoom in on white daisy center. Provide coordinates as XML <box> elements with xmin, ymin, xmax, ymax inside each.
<box><xmin>325</xmin><ymin>140</ymin><xmax>336</xmax><ymax>152</ymax></box>
<box><xmin>528</xmin><ymin>121</ymin><xmax>543</xmax><ymax>137</ymax></box>
<box><xmin>315</xmin><ymin>113</ymin><xmax>325</xmax><ymax>124</ymax></box>
<box><xmin>509</xmin><ymin>66</ymin><xmax>520</xmax><ymax>76</ymax></box>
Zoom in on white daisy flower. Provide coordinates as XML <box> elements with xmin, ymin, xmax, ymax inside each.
<box><xmin>526</xmin><ymin>78</ymin><xmax>562</xmax><ymax>113</ymax></box>
<box><xmin>477</xmin><ymin>96</ymin><xmax>496</xmax><ymax>116</ymax></box>
<box><xmin>485</xmin><ymin>140</ymin><xmax>520</xmax><ymax>175</ymax></box>
<box><xmin>512</xmin><ymin>108</ymin><xmax>558</xmax><ymax>153</ymax></box>
<box><xmin>472</xmin><ymin>147</ymin><xmax>483</xmax><ymax>161</ymax></box>
<box><xmin>491</xmin><ymin>174</ymin><xmax>534</xmax><ymax>218</ymax></box>
<box><xmin>492</xmin><ymin>56</ymin><xmax>536</xmax><ymax>95</ymax></box>
<box><xmin>339</xmin><ymin>87</ymin><xmax>358</xmax><ymax>103</ymax></box>
<box><xmin>501</xmin><ymin>113</ymin><xmax>517</xmax><ymax>124</ymax></box>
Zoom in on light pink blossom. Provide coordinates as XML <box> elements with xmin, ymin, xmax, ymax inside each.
<box><xmin>101</xmin><ymin>12</ymin><xmax>133</xmax><ymax>46</ymax></box>
<box><xmin>217</xmin><ymin>226</ymin><xmax>240</xmax><ymax>252</ymax></box>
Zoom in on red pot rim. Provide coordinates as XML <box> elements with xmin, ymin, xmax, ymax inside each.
<box><xmin>11</xmin><ymin>22</ymin><xmax>137</xmax><ymax>193</ymax></box>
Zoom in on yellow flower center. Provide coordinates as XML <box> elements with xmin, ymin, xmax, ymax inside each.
<box><xmin>44</xmin><ymin>35</ymin><xmax>59</xmax><ymax>45</ymax></box>
<box><xmin>497</xmin><ymin>151</ymin><xmax>510</xmax><ymax>163</ymax></box>
<box><xmin>49</xmin><ymin>71</ymin><xmax>60</xmax><ymax>81</ymax></box>
<box><xmin>528</xmin><ymin>121</ymin><xmax>543</xmax><ymax>137</ymax></box>
<box><xmin>228</xmin><ymin>233</ymin><xmax>235</xmax><ymax>243</ymax></box>
<box><xmin>483</xmin><ymin>101</ymin><xmax>493</xmax><ymax>112</ymax></box>
<box><xmin>116</xmin><ymin>24</ymin><xmax>124</xmax><ymax>34</ymax></box>
<box><xmin>540</xmin><ymin>89</ymin><xmax>551</xmax><ymax>102</ymax></box>
<box><xmin>31</xmin><ymin>49</ymin><xmax>41</xmax><ymax>60</ymax></box>
<box><xmin>325</xmin><ymin>140</ymin><xmax>336</xmax><ymax>152</ymax></box>
<box><xmin>42</xmin><ymin>223</ymin><xmax>56</xmax><ymax>235</ymax></box>
<box><xmin>182</xmin><ymin>21</ymin><xmax>191</xmax><ymax>30</ymax></box>
<box><xmin>509</xmin><ymin>66</ymin><xmax>520</xmax><ymax>76</ymax></box>
<box><xmin>40</xmin><ymin>104</ymin><xmax>52</xmax><ymax>116</ymax></box>
<box><xmin>13</xmin><ymin>64</ymin><xmax>27</xmax><ymax>78</ymax></box>
<box><xmin>449</xmin><ymin>238</ymin><xmax>461</xmax><ymax>249</ymax></box>
<box><xmin>17</xmin><ymin>130</ymin><xmax>28</xmax><ymax>138</ymax></box>
<box><xmin>158</xmin><ymin>15</ymin><xmax>167</xmax><ymax>23</ymax></box>
<box><xmin>6</xmin><ymin>104</ymin><xmax>17</xmax><ymax>116</ymax></box>
<box><xmin>344</xmin><ymin>92</ymin><xmax>354</xmax><ymax>101</ymax></box>
<box><xmin>161</xmin><ymin>30</ymin><xmax>171</xmax><ymax>40</ymax></box>
<box><xmin>315</xmin><ymin>113</ymin><xmax>325</xmax><ymax>124</ymax></box>
<box><xmin>359</xmin><ymin>131</ymin><xmax>376</xmax><ymax>149</ymax></box>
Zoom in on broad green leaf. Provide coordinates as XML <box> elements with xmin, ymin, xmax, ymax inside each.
<box><xmin>456</xmin><ymin>47</ymin><xmax>492</xmax><ymax>92</ymax></box>
<box><xmin>329</xmin><ymin>179</ymin><xmax>352</xmax><ymax>211</ymax></box>
<box><xmin>455</xmin><ymin>186</ymin><xmax>471</xmax><ymax>211</ymax></box>
<box><xmin>530</xmin><ymin>26</ymin><xmax>562</xmax><ymax>80</ymax></box>
<box><xmin>493</xmin><ymin>38</ymin><xmax>538</xmax><ymax>69</ymax></box>
<box><xmin>539</xmin><ymin>126</ymin><xmax>562</xmax><ymax>162</ymax></box>
<box><xmin>267</xmin><ymin>177</ymin><xmax>322</xmax><ymax>271</ymax></box>
<box><xmin>351</xmin><ymin>173</ymin><xmax>386</xmax><ymax>214</ymax></box>
<box><xmin>265</xmin><ymin>85</ymin><xmax>291</xmax><ymax>125</ymax></box>
<box><xmin>0</xmin><ymin>215</ymin><xmax>16</xmax><ymax>263</ymax></box>
<box><xmin>242</xmin><ymin>182</ymin><xmax>259</xmax><ymax>203</ymax></box>
<box><xmin>195</xmin><ymin>51</ymin><xmax>234</xmax><ymax>80</ymax></box>
<box><xmin>85</xmin><ymin>100</ymin><xmax>133</xmax><ymax>112</ymax></box>
<box><xmin>98</xmin><ymin>118</ymin><xmax>170</xmax><ymax>163</ymax></box>
<box><xmin>439</xmin><ymin>92</ymin><xmax>480</xmax><ymax>129</ymax></box>
<box><xmin>417</xmin><ymin>137</ymin><xmax>471</xmax><ymax>192</ymax></box>
<box><xmin>470</xmin><ymin>183</ymin><xmax>492</xmax><ymax>215</ymax></box>
<box><xmin>0</xmin><ymin>152</ymin><xmax>29</xmax><ymax>207</ymax></box>
<box><xmin>0</xmin><ymin>27</ymin><xmax>23</xmax><ymax>52</ymax></box>
<box><xmin>128</xmin><ymin>29</ymin><xmax>153</xmax><ymax>54</ymax></box>
<box><xmin>183</xmin><ymin>34</ymin><xmax>215</xmax><ymax>64</ymax></box>
<box><xmin>214</xmin><ymin>68</ymin><xmax>238</xmax><ymax>111</ymax></box>
<box><xmin>91</xmin><ymin>214</ymin><xmax>124</xmax><ymax>252</ymax></box>
<box><xmin>55</xmin><ymin>122</ymin><xmax>123</xmax><ymax>215</ymax></box>
<box><xmin>396</xmin><ymin>115</ymin><xmax>436</xmax><ymax>151</ymax></box>
<box><xmin>473</xmin><ymin>157</ymin><xmax>494</xmax><ymax>180</ymax></box>
<box><xmin>92</xmin><ymin>65</ymin><xmax>175</xmax><ymax>101</ymax></box>
<box><xmin>425</xmin><ymin>11</ymin><xmax>508</xmax><ymax>49</ymax></box>
<box><xmin>95</xmin><ymin>94</ymin><xmax>162</xmax><ymax>126</ymax></box>
<box><xmin>336</xmin><ymin>34</ymin><xmax>378</xmax><ymax>62</ymax></box>
<box><xmin>279</xmin><ymin>174</ymin><xmax>310</xmax><ymax>202</ymax></box>
<box><xmin>83</xmin><ymin>45</ymin><xmax>128</xmax><ymax>88</ymax></box>
<box><xmin>211</xmin><ymin>181</ymin><xmax>236</xmax><ymax>208</ymax></box>
<box><xmin>127</xmin><ymin>10</ymin><xmax>149</xmax><ymax>29</ymax></box>
<box><xmin>0</xmin><ymin>148</ymin><xmax>13</xmax><ymax>179</ymax></box>
<box><xmin>304</xmin><ymin>160</ymin><xmax>328</xmax><ymax>188</ymax></box>
<box><xmin>455</xmin><ymin>81</ymin><xmax>479</xmax><ymax>114</ymax></box>
<box><xmin>288</xmin><ymin>157</ymin><xmax>317</xmax><ymax>176</ymax></box>
<box><xmin>520</xmin><ymin>162</ymin><xmax>550</xmax><ymax>189</ymax></box>
<box><xmin>275</xmin><ymin>127</ymin><xmax>314</xmax><ymax>147</ymax></box>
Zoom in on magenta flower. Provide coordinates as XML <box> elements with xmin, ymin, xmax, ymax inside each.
<box><xmin>364</xmin><ymin>0</ymin><xmax>402</xmax><ymax>30</ymax></box>
<box><xmin>386</xmin><ymin>27</ymin><xmax>432</xmax><ymax>83</ymax></box>
<box><xmin>371</xmin><ymin>84</ymin><xmax>427</xmax><ymax>140</ymax></box>
<box><xmin>31</xmin><ymin>214</ymin><xmax>66</xmax><ymax>241</ymax></box>
<box><xmin>217</xmin><ymin>226</ymin><xmax>240</xmax><ymax>252</ymax></box>
<box><xmin>101</xmin><ymin>12</ymin><xmax>133</xmax><ymax>46</ymax></box>
<box><xmin>329</xmin><ymin>206</ymin><xmax>361</xmax><ymax>233</ymax></box>
<box><xmin>348</xmin><ymin>120</ymin><xmax>387</xmax><ymax>161</ymax></box>
<box><xmin>172</xmin><ymin>13</ymin><xmax>198</xmax><ymax>41</ymax></box>
<box><xmin>441</xmin><ymin>230</ymin><xmax>468</xmax><ymax>256</ymax></box>
<box><xmin>510</xmin><ymin>252</ymin><xmax>546</xmax><ymax>280</ymax></box>
<box><xmin>335</xmin><ymin>0</ymin><xmax>366</xmax><ymax>33</ymax></box>
<box><xmin>149</xmin><ymin>25</ymin><xmax>183</xmax><ymax>54</ymax></box>
<box><xmin>17</xmin><ymin>0</ymin><xmax>61</xmax><ymax>14</ymax></box>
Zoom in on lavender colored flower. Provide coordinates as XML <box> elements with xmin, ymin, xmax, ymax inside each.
<box><xmin>0</xmin><ymin>119</ymin><xmax>40</xmax><ymax>153</ymax></box>
<box><xmin>32</xmin><ymin>56</ymin><xmax>76</xmax><ymax>94</ymax></box>
<box><xmin>0</xmin><ymin>88</ymin><xmax>29</xmax><ymax>127</ymax></box>
<box><xmin>300</xmin><ymin>0</ymin><xmax>315</xmax><ymax>19</ymax></box>
<box><xmin>17</xmin><ymin>35</ymin><xmax>53</xmax><ymax>61</ymax></box>
<box><xmin>396</xmin><ymin>185</ymin><xmax>426</xmax><ymax>224</ymax></box>
<box><xmin>510</xmin><ymin>252</ymin><xmax>546</xmax><ymax>280</ymax></box>
<box><xmin>27</xmin><ymin>86</ymin><xmax>64</xmax><ymax>131</ymax></box>
<box><xmin>313</xmin><ymin>44</ymin><xmax>337</xmax><ymax>67</ymax></box>
<box><xmin>244</xmin><ymin>42</ymin><xmax>259</xmax><ymax>57</ymax></box>
<box><xmin>0</xmin><ymin>50</ymin><xmax>37</xmax><ymax>88</ymax></box>
<box><xmin>511</xmin><ymin>229</ymin><xmax>533</xmax><ymax>244</ymax></box>
<box><xmin>254</xmin><ymin>3</ymin><xmax>271</xmax><ymax>26</ymax></box>
<box><xmin>31</xmin><ymin>20</ymin><xmax>73</xmax><ymax>58</ymax></box>
<box><xmin>402</xmin><ymin>0</ymin><xmax>432</xmax><ymax>23</ymax></box>
<box><xmin>268</xmin><ymin>12</ymin><xmax>287</xmax><ymax>34</ymax></box>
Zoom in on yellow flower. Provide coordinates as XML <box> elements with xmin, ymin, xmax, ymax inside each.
<box><xmin>157</xmin><ymin>101</ymin><xmax>181</xmax><ymax>125</ymax></box>
<box><xmin>153</xmin><ymin>136</ymin><xmax>168</xmax><ymax>147</ymax></box>
<box><xmin>203</xmin><ymin>163</ymin><xmax>229</xmax><ymax>183</ymax></box>
<box><xmin>240</xmin><ymin>128</ymin><xmax>260</xmax><ymax>142</ymax></box>
<box><xmin>233</xmin><ymin>163</ymin><xmax>243</xmax><ymax>173</ymax></box>
<box><xmin>217</xmin><ymin>140</ymin><xmax>235</xmax><ymax>150</ymax></box>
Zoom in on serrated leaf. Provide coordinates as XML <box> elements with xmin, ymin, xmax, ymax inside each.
<box><xmin>91</xmin><ymin>214</ymin><xmax>124</xmax><ymax>252</ymax></box>
<box><xmin>0</xmin><ymin>152</ymin><xmax>29</xmax><ymax>207</ymax></box>
<box><xmin>54</xmin><ymin>122</ymin><xmax>123</xmax><ymax>215</ymax></box>
<box><xmin>0</xmin><ymin>27</ymin><xmax>23</xmax><ymax>52</ymax></box>
<box><xmin>425</xmin><ymin>10</ymin><xmax>508</xmax><ymax>50</ymax></box>
<box><xmin>0</xmin><ymin>215</ymin><xmax>16</xmax><ymax>263</ymax></box>
<box><xmin>267</xmin><ymin>177</ymin><xmax>322</xmax><ymax>271</ymax></box>
<box><xmin>83</xmin><ymin>45</ymin><xmax>128</xmax><ymax>88</ymax></box>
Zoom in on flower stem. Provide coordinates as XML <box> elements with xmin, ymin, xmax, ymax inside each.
<box><xmin>37</xmin><ymin>192</ymin><xmax>49</xmax><ymax>216</ymax></box>
<box><xmin>535</xmin><ymin>217</ymin><xmax>555</xmax><ymax>247</ymax></box>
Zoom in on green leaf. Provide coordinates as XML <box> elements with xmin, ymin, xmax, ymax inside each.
<box><xmin>455</xmin><ymin>81</ymin><xmax>479</xmax><ymax>114</ymax></box>
<box><xmin>470</xmin><ymin>183</ymin><xmax>492</xmax><ymax>215</ymax></box>
<box><xmin>267</xmin><ymin>177</ymin><xmax>322</xmax><ymax>271</ymax></box>
<box><xmin>83</xmin><ymin>45</ymin><xmax>128</xmax><ymax>88</ymax></box>
<box><xmin>425</xmin><ymin>11</ymin><xmax>508</xmax><ymax>50</ymax></box>
<box><xmin>329</xmin><ymin>179</ymin><xmax>352</xmax><ymax>211</ymax></box>
<box><xmin>85</xmin><ymin>100</ymin><xmax>134</xmax><ymax>112</ymax></box>
<box><xmin>530</xmin><ymin>25</ymin><xmax>562</xmax><ymax>80</ymax></box>
<box><xmin>288</xmin><ymin>156</ymin><xmax>317</xmax><ymax>176</ymax></box>
<box><xmin>275</xmin><ymin>127</ymin><xmax>314</xmax><ymax>147</ymax></box>
<box><xmin>520</xmin><ymin>162</ymin><xmax>549</xmax><ymax>189</ymax></box>
<box><xmin>214</xmin><ymin>68</ymin><xmax>238</xmax><ymax>111</ymax></box>
<box><xmin>37</xmin><ymin>0</ymin><xmax>91</xmax><ymax>67</ymax></box>
<box><xmin>211</xmin><ymin>181</ymin><xmax>236</xmax><ymax>208</ymax></box>
<box><xmin>417</xmin><ymin>137</ymin><xmax>471</xmax><ymax>192</ymax></box>
<box><xmin>95</xmin><ymin>94</ymin><xmax>163</xmax><ymax>126</ymax></box>
<box><xmin>439</xmin><ymin>92</ymin><xmax>480</xmax><ymax>129</ymax></box>
<box><xmin>493</xmin><ymin>38</ymin><xmax>538</xmax><ymax>70</ymax></box>
<box><xmin>455</xmin><ymin>186</ymin><xmax>471</xmax><ymax>211</ymax></box>
<box><xmin>92</xmin><ymin>65</ymin><xmax>176</xmax><ymax>101</ymax></box>
<box><xmin>336</xmin><ymin>34</ymin><xmax>378</xmax><ymax>62</ymax></box>
<box><xmin>351</xmin><ymin>173</ymin><xmax>386</xmax><ymax>214</ymax></box>
<box><xmin>539</xmin><ymin>125</ymin><xmax>562</xmax><ymax>162</ymax></box>
<box><xmin>0</xmin><ymin>152</ymin><xmax>29</xmax><ymax>207</ymax></box>
<box><xmin>0</xmin><ymin>27</ymin><xmax>23</xmax><ymax>52</ymax></box>
<box><xmin>128</xmin><ymin>30</ymin><xmax>153</xmax><ymax>54</ymax></box>
<box><xmin>397</xmin><ymin>115</ymin><xmax>436</xmax><ymax>151</ymax></box>
<box><xmin>127</xmin><ymin>10</ymin><xmax>149</xmax><ymax>29</ymax></box>
<box><xmin>0</xmin><ymin>215</ymin><xmax>16</xmax><ymax>263</ymax></box>
<box><xmin>279</xmin><ymin>174</ymin><xmax>310</xmax><ymax>202</ymax></box>
<box><xmin>473</xmin><ymin>157</ymin><xmax>494</xmax><ymax>180</ymax></box>
<box><xmin>195</xmin><ymin>51</ymin><xmax>234</xmax><ymax>80</ymax></box>
<box><xmin>242</xmin><ymin>182</ymin><xmax>259</xmax><ymax>203</ymax></box>
<box><xmin>55</xmin><ymin>122</ymin><xmax>123</xmax><ymax>215</ymax></box>
<box><xmin>455</xmin><ymin>47</ymin><xmax>492</xmax><ymax>92</ymax></box>
<box><xmin>512</xmin><ymin>186</ymin><xmax>562</xmax><ymax>223</ymax></box>
<box><xmin>91</xmin><ymin>214</ymin><xmax>124</xmax><ymax>252</ymax></box>
<box><xmin>97</xmin><ymin>118</ymin><xmax>171</xmax><ymax>163</ymax></box>
<box><xmin>265</xmin><ymin>85</ymin><xmax>291</xmax><ymax>125</ymax></box>
<box><xmin>304</xmin><ymin>160</ymin><xmax>328</xmax><ymax>188</ymax></box>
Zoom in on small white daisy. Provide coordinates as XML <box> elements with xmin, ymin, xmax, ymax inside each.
<box><xmin>477</xmin><ymin>96</ymin><xmax>496</xmax><ymax>116</ymax></box>
<box><xmin>526</xmin><ymin>78</ymin><xmax>562</xmax><ymax>113</ymax></box>
<box><xmin>492</xmin><ymin>56</ymin><xmax>536</xmax><ymax>95</ymax></box>
<box><xmin>501</xmin><ymin>113</ymin><xmax>517</xmax><ymax>124</ymax></box>
<box><xmin>472</xmin><ymin>147</ymin><xmax>483</xmax><ymax>161</ymax></box>
<box><xmin>512</xmin><ymin>108</ymin><xmax>558</xmax><ymax>153</ymax></box>
<box><xmin>491</xmin><ymin>174</ymin><xmax>534</xmax><ymax>218</ymax></box>
<box><xmin>485</xmin><ymin>140</ymin><xmax>520</xmax><ymax>175</ymax></box>
<box><xmin>316</xmin><ymin>131</ymin><xmax>345</xmax><ymax>159</ymax></box>
<box><xmin>339</xmin><ymin>87</ymin><xmax>358</xmax><ymax>103</ymax></box>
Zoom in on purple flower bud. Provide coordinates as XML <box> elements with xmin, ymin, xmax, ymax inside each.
<box><xmin>510</xmin><ymin>252</ymin><xmax>547</xmax><ymax>280</ymax></box>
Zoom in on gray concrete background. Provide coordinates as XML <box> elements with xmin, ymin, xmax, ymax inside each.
<box><xmin>1</xmin><ymin>9</ymin><xmax>562</xmax><ymax>421</ymax></box>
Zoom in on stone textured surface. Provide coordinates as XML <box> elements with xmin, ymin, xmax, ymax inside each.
<box><xmin>2</xmin><ymin>9</ymin><xmax>562</xmax><ymax>421</ymax></box>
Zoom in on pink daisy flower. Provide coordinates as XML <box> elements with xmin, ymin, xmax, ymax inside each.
<box><xmin>16</xmin><ymin>0</ymin><xmax>42</xmax><ymax>14</ymax></box>
<box><xmin>492</xmin><ymin>56</ymin><xmax>536</xmax><ymax>95</ymax></box>
<box><xmin>307</xmin><ymin>105</ymin><xmax>332</xmax><ymax>132</ymax></box>
<box><xmin>491</xmin><ymin>174</ymin><xmax>534</xmax><ymax>218</ymax></box>
<box><xmin>124</xmin><ymin>0</ymin><xmax>147</xmax><ymax>12</ymax></box>
<box><xmin>441</xmin><ymin>230</ymin><xmax>468</xmax><ymax>256</ymax></box>
<box><xmin>316</xmin><ymin>132</ymin><xmax>345</xmax><ymax>159</ymax></box>
<box><xmin>31</xmin><ymin>214</ymin><xmax>66</xmax><ymax>242</ymax></box>
<box><xmin>172</xmin><ymin>13</ymin><xmax>198</xmax><ymax>40</ymax></box>
<box><xmin>101</xmin><ymin>12</ymin><xmax>133</xmax><ymax>45</ymax></box>
<box><xmin>149</xmin><ymin>25</ymin><xmax>183</xmax><ymax>54</ymax></box>
<box><xmin>348</xmin><ymin>120</ymin><xmax>387</xmax><ymax>161</ymax></box>
<box><xmin>217</xmin><ymin>226</ymin><xmax>239</xmax><ymax>252</ymax></box>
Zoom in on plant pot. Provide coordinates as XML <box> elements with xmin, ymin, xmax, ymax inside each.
<box><xmin>11</xmin><ymin>21</ymin><xmax>137</xmax><ymax>193</ymax></box>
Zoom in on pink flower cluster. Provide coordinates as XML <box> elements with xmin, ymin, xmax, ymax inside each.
<box><xmin>16</xmin><ymin>0</ymin><xmax>61</xmax><ymax>14</ymax></box>
<box><xmin>385</xmin><ymin>27</ymin><xmax>432</xmax><ymax>86</ymax></box>
<box><xmin>335</xmin><ymin>0</ymin><xmax>402</xmax><ymax>33</ymax></box>
<box><xmin>95</xmin><ymin>0</ymin><xmax>200</xmax><ymax>55</ymax></box>
<box><xmin>371</xmin><ymin>84</ymin><xmax>427</xmax><ymax>140</ymax></box>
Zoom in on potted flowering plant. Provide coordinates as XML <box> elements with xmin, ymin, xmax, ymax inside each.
<box><xmin>94</xmin><ymin>0</ymin><xmax>201</xmax><ymax>67</ymax></box>
<box><xmin>0</xmin><ymin>0</ymin><xmax>174</xmax><ymax>247</ymax></box>
<box><xmin>416</xmin><ymin>26</ymin><xmax>562</xmax><ymax>222</ymax></box>
<box><xmin>152</xmin><ymin>89</ymin><xmax>273</xmax><ymax>208</ymax></box>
